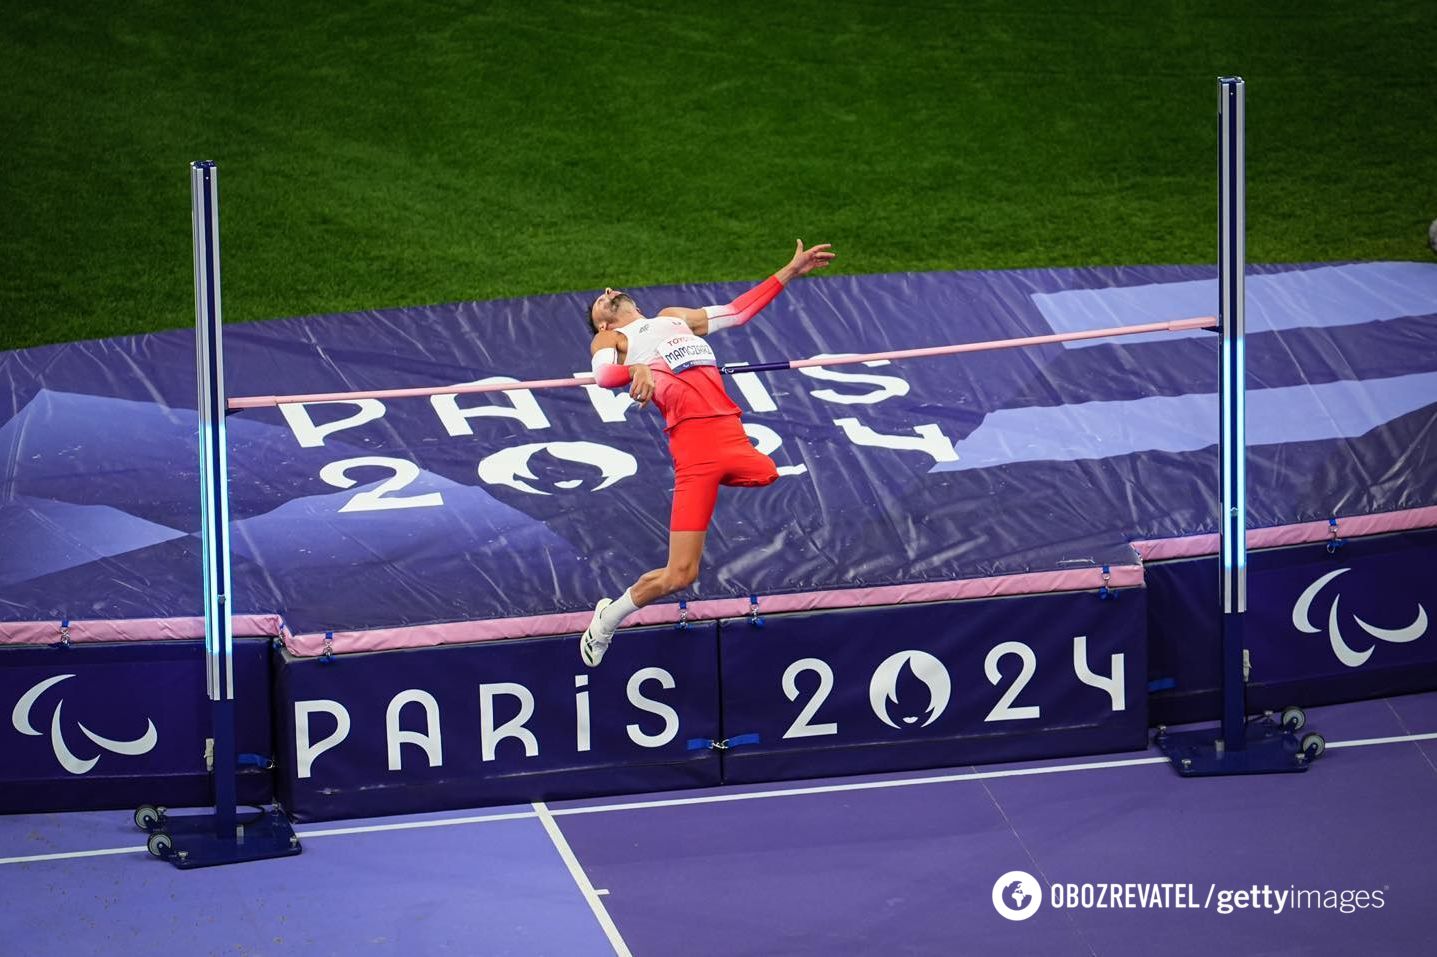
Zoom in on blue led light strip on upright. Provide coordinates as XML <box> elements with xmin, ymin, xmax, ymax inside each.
<box><xmin>1217</xmin><ymin>77</ymin><xmax>1247</xmax><ymax>750</ymax></box>
<box><xmin>192</xmin><ymin>161</ymin><xmax>234</xmax><ymax>703</ymax></box>
<box><xmin>1217</xmin><ymin>77</ymin><xmax>1246</xmax><ymax>616</ymax></box>
<box><xmin>192</xmin><ymin>161</ymin><xmax>239</xmax><ymax>834</ymax></box>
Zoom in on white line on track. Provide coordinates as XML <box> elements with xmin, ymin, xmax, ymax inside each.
<box><xmin>1326</xmin><ymin>731</ymin><xmax>1437</xmax><ymax>749</ymax></box>
<box><xmin>4</xmin><ymin>729</ymin><xmax>1435</xmax><ymax>867</ymax></box>
<box><xmin>533</xmin><ymin>800</ymin><xmax>632</xmax><ymax>957</ymax></box>
<box><xmin>549</xmin><ymin>755</ymin><xmax>1168</xmax><ymax>816</ymax></box>
<box><xmin>300</xmin><ymin>809</ymin><xmax>536</xmax><ymax>838</ymax></box>
<box><xmin>0</xmin><ymin>845</ymin><xmax>146</xmax><ymax>865</ymax></box>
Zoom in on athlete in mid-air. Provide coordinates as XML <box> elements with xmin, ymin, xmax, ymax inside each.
<box><xmin>580</xmin><ymin>240</ymin><xmax>836</xmax><ymax>665</ymax></box>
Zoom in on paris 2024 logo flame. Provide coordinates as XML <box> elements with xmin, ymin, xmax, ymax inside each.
<box><xmin>869</xmin><ymin>650</ymin><xmax>951</xmax><ymax>729</ymax></box>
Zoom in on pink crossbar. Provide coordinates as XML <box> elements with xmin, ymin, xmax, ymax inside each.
<box><xmin>786</xmin><ymin>316</ymin><xmax>1217</xmax><ymax>370</ymax></box>
<box><xmin>226</xmin><ymin>316</ymin><xmax>1218</xmax><ymax>410</ymax></box>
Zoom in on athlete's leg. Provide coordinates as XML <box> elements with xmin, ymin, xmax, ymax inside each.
<box><xmin>719</xmin><ymin>419</ymin><xmax>779</xmax><ymax>488</ymax></box>
<box><xmin>597</xmin><ymin>477</ymin><xmax>715</xmax><ymax>634</ymax></box>
<box><xmin>594</xmin><ymin>419</ymin><xmax>771</xmax><ymax>637</ymax></box>
<box><xmin>626</xmin><ymin>529</ymin><xmax>707</xmax><ymax>606</ymax></box>
<box><xmin>582</xmin><ymin>443</ymin><xmax>719</xmax><ymax>666</ymax></box>
<box><xmin>582</xmin><ymin>532</ymin><xmax>708</xmax><ymax>667</ymax></box>
<box><xmin>722</xmin><ymin>448</ymin><xmax>779</xmax><ymax>487</ymax></box>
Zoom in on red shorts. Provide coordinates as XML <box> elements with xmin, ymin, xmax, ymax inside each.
<box><xmin>668</xmin><ymin>415</ymin><xmax>779</xmax><ymax>531</ymax></box>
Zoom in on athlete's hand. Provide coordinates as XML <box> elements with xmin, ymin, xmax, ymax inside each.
<box><xmin>784</xmin><ymin>240</ymin><xmax>836</xmax><ymax>280</ymax></box>
<box><xmin>629</xmin><ymin>364</ymin><xmax>655</xmax><ymax>408</ymax></box>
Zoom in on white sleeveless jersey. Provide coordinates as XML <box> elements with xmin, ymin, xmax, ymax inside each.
<box><xmin>618</xmin><ymin>315</ymin><xmax>718</xmax><ymax>374</ymax></box>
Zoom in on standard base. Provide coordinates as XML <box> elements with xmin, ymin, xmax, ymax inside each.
<box><xmin>1155</xmin><ymin>714</ymin><xmax>1320</xmax><ymax>777</ymax></box>
<box><xmin>145</xmin><ymin>806</ymin><xmax>301</xmax><ymax>869</ymax></box>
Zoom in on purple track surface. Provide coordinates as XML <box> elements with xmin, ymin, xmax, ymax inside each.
<box><xmin>3</xmin><ymin>693</ymin><xmax>1436</xmax><ymax>957</ymax></box>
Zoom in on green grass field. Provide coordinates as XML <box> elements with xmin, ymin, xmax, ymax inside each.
<box><xmin>2</xmin><ymin>1</ymin><xmax>1434</xmax><ymax>352</ymax></box>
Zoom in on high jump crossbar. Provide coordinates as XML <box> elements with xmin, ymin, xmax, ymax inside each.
<box><xmin>225</xmin><ymin>315</ymin><xmax>1217</xmax><ymax>411</ymax></box>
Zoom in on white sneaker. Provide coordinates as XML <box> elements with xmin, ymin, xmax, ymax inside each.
<box><xmin>581</xmin><ymin>598</ymin><xmax>614</xmax><ymax>667</ymax></box>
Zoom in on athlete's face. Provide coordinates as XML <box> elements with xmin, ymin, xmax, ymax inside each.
<box><xmin>590</xmin><ymin>288</ymin><xmax>638</xmax><ymax>332</ymax></box>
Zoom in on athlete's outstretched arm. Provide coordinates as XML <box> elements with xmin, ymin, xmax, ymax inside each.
<box><xmin>661</xmin><ymin>240</ymin><xmax>836</xmax><ymax>335</ymax></box>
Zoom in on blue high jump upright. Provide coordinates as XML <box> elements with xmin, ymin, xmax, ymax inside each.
<box><xmin>133</xmin><ymin>162</ymin><xmax>302</xmax><ymax>866</ymax></box>
<box><xmin>1156</xmin><ymin>78</ymin><xmax>1325</xmax><ymax>776</ymax></box>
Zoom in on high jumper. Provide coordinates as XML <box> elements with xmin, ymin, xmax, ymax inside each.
<box><xmin>578</xmin><ymin>240</ymin><xmax>836</xmax><ymax>665</ymax></box>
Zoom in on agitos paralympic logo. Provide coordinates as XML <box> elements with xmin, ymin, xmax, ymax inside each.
<box><xmin>1292</xmin><ymin>568</ymin><xmax>1428</xmax><ymax>668</ymax></box>
<box><xmin>10</xmin><ymin>674</ymin><xmax>158</xmax><ymax>775</ymax></box>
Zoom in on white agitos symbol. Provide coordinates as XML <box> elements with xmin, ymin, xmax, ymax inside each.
<box><xmin>1292</xmin><ymin>568</ymin><xmax>1428</xmax><ymax>668</ymax></box>
<box><xmin>869</xmin><ymin>650</ymin><xmax>951</xmax><ymax>729</ymax></box>
<box><xmin>476</xmin><ymin>441</ymin><xmax>637</xmax><ymax>495</ymax></box>
<box><xmin>11</xmin><ymin>674</ymin><xmax>159</xmax><ymax>775</ymax></box>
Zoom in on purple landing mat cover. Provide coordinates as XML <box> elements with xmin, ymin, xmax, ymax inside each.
<box><xmin>1148</xmin><ymin>528</ymin><xmax>1437</xmax><ymax>724</ymax></box>
<box><xmin>2</xmin><ymin>262</ymin><xmax>1436</xmax><ymax>636</ymax></box>
<box><xmin>0</xmin><ymin>639</ymin><xmax>273</xmax><ymax>813</ymax></box>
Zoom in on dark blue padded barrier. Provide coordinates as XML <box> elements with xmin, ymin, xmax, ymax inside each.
<box><xmin>270</xmin><ymin>591</ymin><xmax>1143</xmax><ymax>821</ymax></box>
<box><xmin>0</xmin><ymin>640</ymin><xmax>273</xmax><ymax>813</ymax></box>
<box><xmin>274</xmin><ymin>623</ymin><xmax>721</xmax><ymax>822</ymax></box>
<box><xmin>1148</xmin><ymin>529</ymin><xmax>1437</xmax><ymax>725</ymax></box>
<box><xmin>715</xmin><ymin>590</ymin><xmax>1147</xmax><ymax>784</ymax></box>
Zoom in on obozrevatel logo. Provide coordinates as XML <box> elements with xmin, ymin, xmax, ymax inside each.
<box><xmin>11</xmin><ymin>674</ymin><xmax>158</xmax><ymax>775</ymax></box>
<box><xmin>992</xmin><ymin>870</ymin><xmax>1043</xmax><ymax>921</ymax></box>
<box><xmin>477</xmin><ymin>441</ymin><xmax>637</xmax><ymax>495</ymax></box>
<box><xmin>1292</xmin><ymin>568</ymin><xmax>1428</xmax><ymax>668</ymax></box>
<box><xmin>869</xmin><ymin>650</ymin><xmax>951</xmax><ymax>729</ymax></box>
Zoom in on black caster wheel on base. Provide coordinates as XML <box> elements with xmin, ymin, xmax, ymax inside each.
<box><xmin>146</xmin><ymin>831</ymin><xmax>173</xmax><ymax>859</ymax></box>
<box><xmin>134</xmin><ymin>805</ymin><xmax>167</xmax><ymax>832</ymax></box>
<box><xmin>1280</xmin><ymin>706</ymin><xmax>1306</xmax><ymax>733</ymax></box>
<box><xmin>1300</xmin><ymin>732</ymin><xmax>1326</xmax><ymax>761</ymax></box>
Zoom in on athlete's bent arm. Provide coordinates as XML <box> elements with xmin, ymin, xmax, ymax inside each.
<box><xmin>660</xmin><ymin>240</ymin><xmax>835</xmax><ymax>336</ymax></box>
<box><xmin>590</xmin><ymin>330</ymin><xmax>653</xmax><ymax>405</ymax></box>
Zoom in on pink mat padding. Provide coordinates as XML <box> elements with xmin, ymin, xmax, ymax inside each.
<box><xmin>1130</xmin><ymin>506</ymin><xmax>1437</xmax><ymax>561</ymax></box>
<box><xmin>0</xmin><ymin>569</ymin><xmax>1138</xmax><ymax>656</ymax></box>
<box><xmin>0</xmin><ymin>614</ymin><xmax>288</xmax><ymax>646</ymax></box>
<box><xmin>8</xmin><ymin>504</ymin><xmax>1430</xmax><ymax>657</ymax></box>
<box><xmin>280</xmin><ymin>564</ymin><xmax>1144</xmax><ymax>657</ymax></box>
